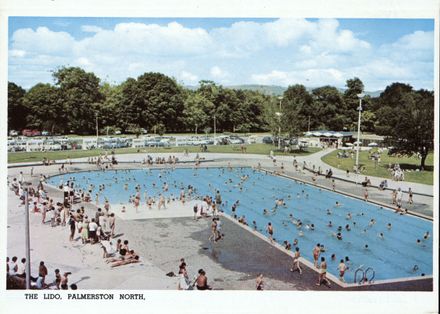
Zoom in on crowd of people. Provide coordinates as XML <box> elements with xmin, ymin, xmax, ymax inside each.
<box><xmin>6</xmin><ymin>256</ymin><xmax>75</xmax><ymax>290</ymax></box>
<box><xmin>6</xmin><ymin>168</ymin><xmax>143</xmax><ymax>290</ymax></box>
<box><xmin>7</xmin><ymin>149</ymin><xmax>430</xmax><ymax>291</ymax></box>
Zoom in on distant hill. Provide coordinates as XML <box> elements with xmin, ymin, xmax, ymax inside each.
<box><xmin>185</xmin><ymin>84</ymin><xmax>382</xmax><ymax>97</ymax></box>
<box><xmin>227</xmin><ymin>84</ymin><xmax>286</xmax><ymax>96</ymax></box>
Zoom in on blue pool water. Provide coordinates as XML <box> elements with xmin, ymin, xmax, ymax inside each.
<box><xmin>48</xmin><ymin>167</ymin><xmax>433</xmax><ymax>283</ymax></box>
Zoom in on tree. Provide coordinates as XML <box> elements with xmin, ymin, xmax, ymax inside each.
<box><xmin>182</xmin><ymin>92</ymin><xmax>212</xmax><ymax>133</ymax></box>
<box><xmin>312</xmin><ymin>86</ymin><xmax>346</xmax><ymax>130</ymax></box>
<box><xmin>22</xmin><ymin>83</ymin><xmax>64</xmax><ymax>133</ymax></box>
<box><xmin>234</xmin><ymin>89</ymin><xmax>269</xmax><ymax>132</ymax></box>
<box><xmin>8</xmin><ymin>82</ymin><xmax>27</xmax><ymax>131</ymax></box>
<box><xmin>99</xmin><ymin>82</ymin><xmax>123</xmax><ymax>129</ymax></box>
<box><xmin>119</xmin><ymin>73</ymin><xmax>185</xmax><ymax>133</ymax></box>
<box><xmin>52</xmin><ymin>67</ymin><xmax>104</xmax><ymax>134</ymax></box>
<box><xmin>281</xmin><ymin>84</ymin><xmax>313</xmax><ymax>137</ymax></box>
<box><xmin>376</xmin><ymin>83</ymin><xmax>434</xmax><ymax>170</ymax></box>
<box><xmin>343</xmin><ymin>77</ymin><xmax>365</xmax><ymax>129</ymax></box>
<box><xmin>375</xmin><ymin>83</ymin><xmax>414</xmax><ymax>136</ymax></box>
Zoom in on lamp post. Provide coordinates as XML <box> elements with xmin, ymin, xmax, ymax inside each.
<box><xmin>95</xmin><ymin>112</ymin><xmax>99</xmax><ymax>146</ymax></box>
<box><xmin>23</xmin><ymin>181</ymin><xmax>32</xmax><ymax>289</ymax></box>
<box><xmin>277</xmin><ymin>96</ymin><xmax>283</xmax><ymax>150</ymax></box>
<box><xmin>355</xmin><ymin>93</ymin><xmax>364</xmax><ymax>173</ymax></box>
<box><xmin>213</xmin><ymin>115</ymin><xmax>217</xmax><ymax>145</ymax></box>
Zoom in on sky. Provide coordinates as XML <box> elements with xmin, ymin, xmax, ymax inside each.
<box><xmin>8</xmin><ymin>17</ymin><xmax>435</xmax><ymax>91</ymax></box>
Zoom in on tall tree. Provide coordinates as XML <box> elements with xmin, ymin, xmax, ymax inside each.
<box><xmin>375</xmin><ymin>83</ymin><xmax>414</xmax><ymax>136</ymax></box>
<box><xmin>343</xmin><ymin>77</ymin><xmax>365</xmax><ymax>129</ymax></box>
<box><xmin>22</xmin><ymin>83</ymin><xmax>64</xmax><ymax>133</ymax></box>
<box><xmin>182</xmin><ymin>92</ymin><xmax>213</xmax><ymax>133</ymax></box>
<box><xmin>376</xmin><ymin>84</ymin><xmax>434</xmax><ymax>169</ymax></box>
<box><xmin>312</xmin><ymin>86</ymin><xmax>346</xmax><ymax>130</ymax></box>
<box><xmin>281</xmin><ymin>84</ymin><xmax>313</xmax><ymax>136</ymax></box>
<box><xmin>8</xmin><ymin>82</ymin><xmax>27</xmax><ymax>131</ymax></box>
<box><xmin>99</xmin><ymin>82</ymin><xmax>123</xmax><ymax>131</ymax></box>
<box><xmin>119</xmin><ymin>72</ymin><xmax>185</xmax><ymax>133</ymax></box>
<box><xmin>53</xmin><ymin>67</ymin><xmax>103</xmax><ymax>134</ymax></box>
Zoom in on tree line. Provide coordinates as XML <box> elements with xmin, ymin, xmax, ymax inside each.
<box><xmin>8</xmin><ymin>66</ymin><xmax>434</xmax><ymax>168</ymax></box>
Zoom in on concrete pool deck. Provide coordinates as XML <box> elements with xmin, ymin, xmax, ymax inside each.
<box><xmin>6</xmin><ymin>151</ymin><xmax>434</xmax><ymax>290</ymax></box>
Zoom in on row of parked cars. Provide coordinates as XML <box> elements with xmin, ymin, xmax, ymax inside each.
<box><xmin>8</xmin><ymin>133</ymin><xmax>300</xmax><ymax>153</ymax></box>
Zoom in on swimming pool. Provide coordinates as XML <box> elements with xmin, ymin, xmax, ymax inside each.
<box><xmin>48</xmin><ymin>167</ymin><xmax>433</xmax><ymax>283</ymax></box>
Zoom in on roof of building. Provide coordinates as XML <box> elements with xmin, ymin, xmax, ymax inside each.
<box><xmin>304</xmin><ymin>130</ymin><xmax>353</xmax><ymax>137</ymax></box>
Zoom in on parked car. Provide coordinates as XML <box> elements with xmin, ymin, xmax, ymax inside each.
<box><xmin>262</xmin><ymin>136</ymin><xmax>273</xmax><ymax>144</ymax></box>
<box><xmin>247</xmin><ymin>135</ymin><xmax>257</xmax><ymax>144</ymax></box>
<box><xmin>22</xmin><ymin>129</ymin><xmax>41</xmax><ymax>137</ymax></box>
<box><xmin>215</xmin><ymin>136</ymin><xmax>230</xmax><ymax>145</ymax></box>
<box><xmin>228</xmin><ymin>136</ymin><xmax>245</xmax><ymax>144</ymax></box>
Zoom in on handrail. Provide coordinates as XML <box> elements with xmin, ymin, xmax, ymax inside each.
<box><xmin>354</xmin><ymin>267</ymin><xmax>365</xmax><ymax>284</ymax></box>
<box><xmin>364</xmin><ymin>267</ymin><xmax>375</xmax><ymax>283</ymax></box>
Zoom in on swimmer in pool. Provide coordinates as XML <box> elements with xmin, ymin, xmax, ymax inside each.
<box><xmin>326</xmin><ymin>209</ymin><xmax>332</xmax><ymax>215</ymax></box>
<box><xmin>364</xmin><ymin>244</ymin><xmax>369</xmax><ymax>250</ymax></box>
<box><xmin>416</xmin><ymin>239</ymin><xmax>426</xmax><ymax>247</ymax></box>
<box><xmin>332</xmin><ymin>232</ymin><xmax>343</xmax><ymax>240</ymax></box>
<box><xmin>327</xmin><ymin>221</ymin><xmax>333</xmax><ymax>227</ymax></box>
<box><xmin>346</xmin><ymin>213</ymin><xmax>352</xmax><ymax>220</ymax></box>
<box><xmin>368</xmin><ymin>219</ymin><xmax>376</xmax><ymax>227</ymax></box>
<box><xmin>293</xmin><ymin>238</ymin><xmax>298</xmax><ymax>246</ymax></box>
<box><xmin>387</xmin><ymin>223</ymin><xmax>392</xmax><ymax>230</ymax></box>
<box><xmin>345</xmin><ymin>224</ymin><xmax>351</xmax><ymax>231</ymax></box>
<box><xmin>378</xmin><ymin>232</ymin><xmax>384</xmax><ymax>239</ymax></box>
<box><xmin>423</xmin><ymin>231</ymin><xmax>430</xmax><ymax>239</ymax></box>
<box><xmin>252</xmin><ymin>221</ymin><xmax>257</xmax><ymax>231</ymax></box>
<box><xmin>306</xmin><ymin>224</ymin><xmax>315</xmax><ymax>231</ymax></box>
<box><xmin>335</xmin><ymin>201</ymin><xmax>342</xmax><ymax>207</ymax></box>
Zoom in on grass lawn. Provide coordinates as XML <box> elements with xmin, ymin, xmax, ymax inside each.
<box><xmin>321</xmin><ymin>149</ymin><xmax>434</xmax><ymax>185</ymax></box>
<box><xmin>8</xmin><ymin>144</ymin><xmax>320</xmax><ymax>164</ymax></box>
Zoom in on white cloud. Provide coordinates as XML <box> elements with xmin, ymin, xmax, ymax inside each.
<box><xmin>179</xmin><ymin>70</ymin><xmax>198</xmax><ymax>84</ymax></box>
<box><xmin>76</xmin><ymin>57</ymin><xmax>92</xmax><ymax>67</ymax></box>
<box><xmin>210</xmin><ymin>66</ymin><xmax>228</xmax><ymax>79</ymax></box>
<box><xmin>8</xmin><ymin>19</ymin><xmax>433</xmax><ymax>91</ymax></box>
<box><xmin>9</xmin><ymin>49</ymin><xmax>26</xmax><ymax>57</ymax></box>
<box><xmin>11</xmin><ymin>26</ymin><xmax>75</xmax><ymax>55</ymax></box>
<box><xmin>81</xmin><ymin>25</ymin><xmax>103</xmax><ymax>33</ymax></box>
<box><xmin>251</xmin><ymin>68</ymin><xmax>345</xmax><ymax>87</ymax></box>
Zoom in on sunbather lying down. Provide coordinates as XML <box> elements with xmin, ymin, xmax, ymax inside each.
<box><xmin>110</xmin><ymin>255</ymin><xmax>140</xmax><ymax>268</ymax></box>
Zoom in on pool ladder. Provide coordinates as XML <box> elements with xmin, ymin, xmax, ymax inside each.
<box><xmin>354</xmin><ymin>266</ymin><xmax>375</xmax><ymax>284</ymax></box>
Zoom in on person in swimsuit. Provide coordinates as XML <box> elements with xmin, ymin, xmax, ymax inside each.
<box><xmin>256</xmin><ymin>274</ymin><xmax>264</xmax><ymax>290</ymax></box>
<box><xmin>338</xmin><ymin>259</ymin><xmax>347</xmax><ymax>282</ymax></box>
<box><xmin>69</xmin><ymin>215</ymin><xmax>76</xmax><ymax>241</ymax></box>
<box><xmin>313</xmin><ymin>243</ymin><xmax>321</xmax><ymax>267</ymax></box>
<box><xmin>316</xmin><ymin>257</ymin><xmax>331</xmax><ymax>287</ymax></box>
<box><xmin>423</xmin><ymin>231</ymin><xmax>430</xmax><ymax>240</ymax></box>
<box><xmin>60</xmin><ymin>272</ymin><xmax>71</xmax><ymax>290</ymax></box>
<box><xmin>266</xmin><ymin>222</ymin><xmax>274</xmax><ymax>243</ymax></box>
<box><xmin>195</xmin><ymin>269</ymin><xmax>212</xmax><ymax>290</ymax></box>
<box><xmin>408</xmin><ymin>188</ymin><xmax>414</xmax><ymax>204</ymax></box>
<box><xmin>208</xmin><ymin>218</ymin><xmax>217</xmax><ymax>242</ymax></box>
<box><xmin>290</xmin><ymin>247</ymin><xmax>303</xmax><ymax>274</ymax></box>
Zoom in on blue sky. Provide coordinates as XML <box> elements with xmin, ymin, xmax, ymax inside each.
<box><xmin>8</xmin><ymin>17</ymin><xmax>434</xmax><ymax>91</ymax></box>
